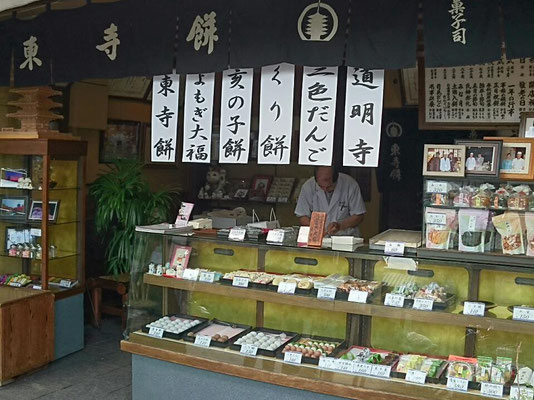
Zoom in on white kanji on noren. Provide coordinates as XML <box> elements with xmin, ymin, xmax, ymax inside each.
<box><xmin>186</xmin><ymin>12</ymin><xmax>218</xmax><ymax>55</ymax></box>
<box><xmin>20</xmin><ymin>36</ymin><xmax>42</xmax><ymax>71</ymax></box>
<box><xmin>96</xmin><ymin>23</ymin><xmax>120</xmax><ymax>61</ymax></box>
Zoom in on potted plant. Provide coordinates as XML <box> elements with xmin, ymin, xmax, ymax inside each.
<box><xmin>90</xmin><ymin>160</ymin><xmax>172</xmax><ymax>276</ymax></box>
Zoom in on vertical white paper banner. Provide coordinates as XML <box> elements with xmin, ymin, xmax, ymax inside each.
<box><xmin>298</xmin><ymin>66</ymin><xmax>338</xmax><ymax>166</ymax></box>
<box><xmin>343</xmin><ymin>68</ymin><xmax>384</xmax><ymax>167</ymax></box>
<box><xmin>258</xmin><ymin>63</ymin><xmax>295</xmax><ymax>164</ymax></box>
<box><xmin>182</xmin><ymin>73</ymin><xmax>215</xmax><ymax>163</ymax></box>
<box><xmin>219</xmin><ymin>68</ymin><xmax>253</xmax><ymax>164</ymax></box>
<box><xmin>151</xmin><ymin>74</ymin><xmax>180</xmax><ymax>162</ymax></box>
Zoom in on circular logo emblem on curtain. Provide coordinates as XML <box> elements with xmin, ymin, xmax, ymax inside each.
<box><xmin>297</xmin><ymin>2</ymin><xmax>338</xmax><ymax>42</ymax></box>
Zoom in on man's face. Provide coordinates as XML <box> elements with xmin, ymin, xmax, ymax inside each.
<box><xmin>469</xmin><ymin>153</ymin><xmax>474</xmax><ymax>157</ymax></box>
<box><xmin>517</xmin><ymin>152</ymin><xmax>523</xmax><ymax>159</ymax></box>
<box><xmin>316</xmin><ymin>167</ymin><xmax>336</xmax><ymax>193</ymax></box>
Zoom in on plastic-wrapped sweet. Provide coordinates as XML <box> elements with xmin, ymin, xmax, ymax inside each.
<box><xmin>471</xmin><ymin>183</ymin><xmax>494</xmax><ymax>208</ymax></box>
<box><xmin>508</xmin><ymin>185</ymin><xmax>531</xmax><ymax>210</ymax></box>
<box><xmin>454</xmin><ymin>186</ymin><xmax>475</xmax><ymax>207</ymax></box>
<box><xmin>491</xmin><ymin>186</ymin><xmax>510</xmax><ymax>210</ymax></box>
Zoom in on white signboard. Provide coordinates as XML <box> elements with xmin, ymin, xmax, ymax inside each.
<box><xmin>219</xmin><ymin>68</ymin><xmax>253</xmax><ymax>163</ymax></box>
<box><xmin>258</xmin><ymin>63</ymin><xmax>295</xmax><ymax>164</ymax></box>
<box><xmin>151</xmin><ymin>74</ymin><xmax>180</xmax><ymax>162</ymax></box>
<box><xmin>183</xmin><ymin>73</ymin><xmax>215</xmax><ymax>163</ymax></box>
<box><xmin>343</xmin><ymin>67</ymin><xmax>384</xmax><ymax>167</ymax></box>
<box><xmin>299</xmin><ymin>66</ymin><xmax>338</xmax><ymax>166</ymax></box>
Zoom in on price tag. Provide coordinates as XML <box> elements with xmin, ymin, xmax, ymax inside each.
<box><xmin>463</xmin><ymin>301</ymin><xmax>485</xmax><ymax>316</ymax></box>
<box><xmin>266</xmin><ymin>229</ymin><xmax>285</xmax><ymax>244</ymax></box>
<box><xmin>278</xmin><ymin>197</ymin><xmax>288</xmax><ymax>203</ymax></box>
<box><xmin>232</xmin><ymin>277</ymin><xmax>249</xmax><ymax>288</ymax></box>
<box><xmin>32</xmin><ymin>285</ymin><xmax>42</xmax><ymax>290</ymax></box>
<box><xmin>353</xmin><ymin>362</ymin><xmax>372</xmax><ymax>375</ymax></box>
<box><xmin>334</xmin><ymin>359</ymin><xmax>353</xmax><ymax>373</ymax></box>
<box><xmin>348</xmin><ymin>290</ymin><xmax>368</xmax><ymax>303</ymax></box>
<box><xmin>277</xmin><ymin>281</ymin><xmax>296</xmax><ymax>294</ymax></box>
<box><xmin>182</xmin><ymin>269</ymin><xmax>200</xmax><ymax>281</ymax></box>
<box><xmin>447</xmin><ymin>377</ymin><xmax>469</xmax><ymax>392</ymax></box>
<box><xmin>148</xmin><ymin>327</ymin><xmax>164</xmax><ymax>338</ymax></box>
<box><xmin>513</xmin><ymin>306</ymin><xmax>534</xmax><ymax>322</ymax></box>
<box><xmin>9</xmin><ymin>282</ymin><xmax>22</xmax><ymax>287</ymax></box>
<box><xmin>413</xmin><ymin>298</ymin><xmax>434</xmax><ymax>311</ymax></box>
<box><xmin>194</xmin><ymin>335</ymin><xmax>212</xmax><ymax>347</ymax></box>
<box><xmin>318</xmin><ymin>356</ymin><xmax>336</xmax><ymax>370</ymax></box>
<box><xmin>426</xmin><ymin>213</ymin><xmax>447</xmax><ymax>225</ymax></box>
<box><xmin>240</xmin><ymin>344</ymin><xmax>258</xmax><ymax>356</ymax></box>
<box><xmin>30</xmin><ymin>228</ymin><xmax>42</xmax><ymax>237</ymax></box>
<box><xmin>317</xmin><ymin>287</ymin><xmax>336</xmax><ymax>300</ymax></box>
<box><xmin>384</xmin><ymin>241</ymin><xmax>405</xmax><ymax>256</ymax></box>
<box><xmin>468</xmin><ymin>215</ymin><xmax>477</xmax><ymax>232</ymax></box>
<box><xmin>384</xmin><ymin>293</ymin><xmax>405</xmax><ymax>308</ymax></box>
<box><xmin>370</xmin><ymin>364</ymin><xmax>392</xmax><ymax>378</ymax></box>
<box><xmin>283</xmin><ymin>351</ymin><xmax>303</xmax><ymax>364</ymax></box>
<box><xmin>266</xmin><ymin>196</ymin><xmax>277</xmax><ymax>203</ymax></box>
<box><xmin>405</xmin><ymin>369</ymin><xmax>427</xmax><ymax>384</ymax></box>
<box><xmin>228</xmin><ymin>228</ymin><xmax>246</xmax><ymax>241</ymax></box>
<box><xmin>481</xmin><ymin>382</ymin><xmax>504</xmax><ymax>398</ymax></box>
<box><xmin>427</xmin><ymin>181</ymin><xmax>448</xmax><ymax>193</ymax></box>
<box><xmin>59</xmin><ymin>279</ymin><xmax>72</xmax><ymax>288</ymax></box>
<box><xmin>510</xmin><ymin>386</ymin><xmax>534</xmax><ymax>400</ymax></box>
<box><xmin>199</xmin><ymin>271</ymin><xmax>215</xmax><ymax>283</ymax></box>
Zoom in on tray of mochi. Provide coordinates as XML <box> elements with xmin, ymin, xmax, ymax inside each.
<box><xmin>230</xmin><ymin>327</ymin><xmax>299</xmax><ymax>357</ymax></box>
<box><xmin>143</xmin><ymin>314</ymin><xmax>208</xmax><ymax>340</ymax></box>
<box><xmin>184</xmin><ymin>319</ymin><xmax>252</xmax><ymax>348</ymax></box>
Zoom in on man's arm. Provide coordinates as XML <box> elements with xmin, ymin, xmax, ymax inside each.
<box><xmin>299</xmin><ymin>215</ymin><xmax>311</xmax><ymax>226</ymax></box>
<box><xmin>326</xmin><ymin>214</ymin><xmax>364</xmax><ymax>235</ymax></box>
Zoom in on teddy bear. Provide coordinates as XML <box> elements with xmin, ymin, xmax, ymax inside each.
<box><xmin>198</xmin><ymin>167</ymin><xmax>228</xmax><ymax>199</ymax></box>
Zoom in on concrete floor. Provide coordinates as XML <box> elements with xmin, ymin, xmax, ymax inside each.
<box><xmin>0</xmin><ymin>317</ymin><xmax>131</xmax><ymax>400</ymax></box>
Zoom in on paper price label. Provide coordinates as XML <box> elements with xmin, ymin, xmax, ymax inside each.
<box><xmin>334</xmin><ymin>359</ymin><xmax>353</xmax><ymax>373</ymax></box>
<box><xmin>370</xmin><ymin>365</ymin><xmax>391</xmax><ymax>378</ymax></box>
<box><xmin>267</xmin><ymin>230</ymin><xmax>285</xmax><ymax>244</ymax></box>
<box><xmin>32</xmin><ymin>285</ymin><xmax>42</xmax><ymax>290</ymax></box>
<box><xmin>59</xmin><ymin>279</ymin><xmax>72</xmax><ymax>288</ymax></box>
<box><xmin>232</xmin><ymin>277</ymin><xmax>249</xmax><ymax>288</ymax></box>
<box><xmin>384</xmin><ymin>241</ymin><xmax>405</xmax><ymax>256</ymax></box>
<box><xmin>513</xmin><ymin>307</ymin><xmax>534</xmax><ymax>322</ymax></box>
<box><xmin>384</xmin><ymin>293</ymin><xmax>405</xmax><ymax>308</ymax></box>
<box><xmin>199</xmin><ymin>271</ymin><xmax>215</xmax><ymax>283</ymax></box>
<box><xmin>426</xmin><ymin>213</ymin><xmax>447</xmax><ymax>225</ymax></box>
<box><xmin>9</xmin><ymin>282</ymin><xmax>22</xmax><ymax>287</ymax></box>
<box><xmin>481</xmin><ymin>382</ymin><xmax>504</xmax><ymax>398</ymax></box>
<box><xmin>405</xmin><ymin>369</ymin><xmax>427</xmax><ymax>384</ymax></box>
<box><xmin>447</xmin><ymin>377</ymin><xmax>469</xmax><ymax>392</ymax></box>
<box><xmin>182</xmin><ymin>269</ymin><xmax>199</xmax><ymax>281</ymax></box>
<box><xmin>463</xmin><ymin>301</ymin><xmax>485</xmax><ymax>316</ymax></box>
<box><xmin>353</xmin><ymin>362</ymin><xmax>372</xmax><ymax>375</ymax></box>
<box><xmin>148</xmin><ymin>327</ymin><xmax>164</xmax><ymax>338</ymax></box>
<box><xmin>278</xmin><ymin>281</ymin><xmax>296</xmax><ymax>294</ymax></box>
<box><xmin>278</xmin><ymin>197</ymin><xmax>288</xmax><ymax>203</ymax></box>
<box><xmin>348</xmin><ymin>290</ymin><xmax>368</xmax><ymax>303</ymax></box>
<box><xmin>317</xmin><ymin>287</ymin><xmax>336</xmax><ymax>300</ymax></box>
<box><xmin>266</xmin><ymin>196</ymin><xmax>277</xmax><ymax>203</ymax></box>
<box><xmin>413</xmin><ymin>298</ymin><xmax>434</xmax><ymax>311</ymax></box>
<box><xmin>229</xmin><ymin>228</ymin><xmax>246</xmax><ymax>241</ymax></box>
<box><xmin>283</xmin><ymin>351</ymin><xmax>303</xmax><ymax>364</ymax></box>
<box><xmin>318</xmin><ymin>357</ymin><xmax>336</xmax><ymax>370</ymax></box>
<box><xmin>30</xmin><ymin>228</ymin><xmax>42</xmax><ymax>237</ymax></box>
<box><xmin>240</xmin><ymin>344</ymin><xmax>258</xmax><ymax>356</ymax></box>
<box><xmin>510</xmin><ymin>386</ymin><xmax>534</xmax><ymax>400</ymax></box>
<box><xmin>427</xmin><ymin>181</ymin><xmax>448</xmax><ymax>193</ymax></box>
<box><xmin>194</xmin><ymin>335</ymin><xmax>212</xmax><ymax>347</ymax></box>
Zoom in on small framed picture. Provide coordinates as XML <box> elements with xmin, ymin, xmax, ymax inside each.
<box><xmin>169</xmin><ymin>245</ymin><xmax>192</xmax><ymax>269</ymax></box>
<box><xmin>99</xmin><ymin>120</ymin><xmax>141</xmax><ymax>163</ymax></box>
<box><xmin>519</xmin><ymin>111</ymin><xmax>534</xmax><ymax>138</ymax></box>
<box><xmin>249</xmin><ymin>175</ymin><xmax>272</xmax><ymax>201</ymax></box>
<box><xmin>486</xmin><ymin>137</ymin><xmax>534</xmax><ymax>180</ymax></box>
<box><xmin>28</xmin><ymin>200</ymin><xmax>60</xmax><ymax>223</ymax></box>
<box><xmin>423</xmin><ymin>144</ymin><xmax>466</xmax><ymax>177</ymax></box>
<box><xmin>455</xmin><ymin>140</ymin><xmax>502</xmax><ymax>178</ymax></box>
<box><xmin>0</xmin><ymin>196</ymin><xmax>28</xmax><ymax>221</ymax></box>
<box><xmin>0</xmin><ymin>168</ymin><xmax>27</xmax><ymax>188</ymax></box>
<box><xmin>234</xmin><ymin>188</ymin><xmax>249</xmax><ymax>199</ymax></box>
<box><xmin>5</xmin><ymin>227</ymin><xmax>32</xmax><ymax>251</ymax></box>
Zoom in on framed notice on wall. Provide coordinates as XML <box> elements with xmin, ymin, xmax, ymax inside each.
<box><xmin>419</xmin><ymin>57</ymin><xmax>534</xmax><ymax>130</ymax></box>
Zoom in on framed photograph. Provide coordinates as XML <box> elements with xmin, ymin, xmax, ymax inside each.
<box><xmin>169</xmin><ymin>245</ymin><xmax>192</xmax><ymax>270</ymax></box>
<box><xmin>422</xmin><ymin>144</ymin><xmax>466</xmax><ymax>177</ymax></box>
<box><xmin>0</xmin><ymin>196</ymin><xmax>28</xmax><ymax>221</ymax></box>
<box><xmin>486</xmin><ymin>137</ymin><xmax>534</xmax><ymax>180</ymax></box>
<box><xmin>519</xmin><ymin>111</ymin><xmax>534</xmax><ymax>138</ymax></box>
<box><xmin>0</xmin><ymin>168</ymin><xmax>27</xmax><ymax>188</ymax></box>
<box><xmin>5</xmin><ymin>227</ymin><xmax>32</xmax><ymax>251</ymax></box>
<box><xmin>248</xmin><ymin>175</ymin><xmax>272</xmax><ymax>201</ymax></box>
<box><xmin>99</xmin><ymin>120</ymin><xmax>141</xmax><ymax>163</ymax></box>
<box><xmin>28</xmin><ymin>200</ymin><xmax>60</xmax><ymax>223</ymax></box>
<box><xmin>455</xmin><ymin>140</ymin><xmax>502</xmax><ymax>178</ymax></box>
<box><xmin>234</xmin><ymin>188</ymin><xmax>249</xmax><ymax>199</ymax></box>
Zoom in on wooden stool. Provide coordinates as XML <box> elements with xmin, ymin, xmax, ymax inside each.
<box><xmin>87</xmin><ymin>274</ymin><xmax>130</xmax><ymax>330</ymax></box>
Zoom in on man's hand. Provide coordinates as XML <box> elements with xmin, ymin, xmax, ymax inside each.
<box><xmin>326</xmin><ymin>222</ymin><xmax>340</xmax><ymax>235</ymax></box>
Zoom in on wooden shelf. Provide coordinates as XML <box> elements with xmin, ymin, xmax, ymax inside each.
<box><xmin>144</xmin><ymin>274</ymin><xmax>534</xmax><ymax>335</ymax></box>
<box><xmin>122</xmin><ymin>332</ymin><xmax>487</xmax><ymax>400</ymax></box>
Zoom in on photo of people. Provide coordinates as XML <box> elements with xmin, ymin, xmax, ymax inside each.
<box><xmin>465</xmin><ymin>147</ymin><xmax>494</xmax><ymax>172</ymax></box>
<box><xmin>501</xmin><ymin>145</ymin><xmax>529</xmax><ymax>173</ymax></box>
<box><xmin>249</xmin><ymin>176</ymin><xmax>272</xmax><ymax>201</ymax></box>
<box><xmin>28</xmin><ymin>201</ymin><xmax>60</xmax><ymax>222</ymax></box>
<box><xmin>423</xmin><ymin>145</ymin><xmax>465</xmax><ymax>177</ymax></box>
<box><xmin>0</xmin><ymin>197</ymin><xmax>27</xmax><ymax>219</ymax></box>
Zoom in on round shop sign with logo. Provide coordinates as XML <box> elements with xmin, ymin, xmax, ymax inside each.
<box><xmin>386</xmin><ymin>122</ymin><xmax>403</xmax><ymax>138</ymax></box>
<box><xmin>298</xmin><ymin>2</ymin><xmax>338</xmax><ymax>42</ymax></box>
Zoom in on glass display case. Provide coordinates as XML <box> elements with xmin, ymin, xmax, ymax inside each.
<box><xmin>123</xmin><ymin>230</ymin><xmax>534</xmax><ymax>400</ymax></box>
<box><xmin>0</xmin><ymin>138</ymin><xmax>86</xmax><ymax>295</ymax></box>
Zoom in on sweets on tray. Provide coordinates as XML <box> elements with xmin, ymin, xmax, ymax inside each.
<box><xmin>272</xmin><ymin>274</ymin><xmax>316</xmax><ymax>290</ymax></box>
<box><xmin>187</xmin><ymin>322</ymin><xmax>247</xmax><ymax>344</ymax></box>
<box><xmin>420</xmin><ymin>358</ymin><xmax>448</xmax><ymax>379</ymax></box>
<box><xmin>146</xmin><ymin>316</ymin><xmax>202</xmax><ymax>335</ymax></box>
<box><xmin>447</xmin><ymin>355</ymin><xmax>477</xmax><ymax>381</ymax></box>
<box><xmin>339</xmin><ymin>346</ymin><xmax>398</xmax><ymax>366</ymax></box>
<box><xmin>390</xmin><ymin>282</ymin><xmax>449</xmax><ymax>303</ymax></box>
<box><xmin>234</xmin><ymin>330</ymin><xmax>293</xmax><ymax>351</ymax></box>
<box><xmin>282</xmin><ymin>337</ymin><xmax>340</xmax><ymax>359</ymax></box>
<box><xmin>223</xmin><ymin>271</ymin><xmax>277</xmax><ymax>285</ymax></box>
<box><xmin>395</xmin><ymin>354</ymin><xmax>426</xmax><ymax>373</ymax></box>
<box><xmin>337</xmin><ymin>279</ymin><xmax>381</xmax><ymax>294</ymax></box>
